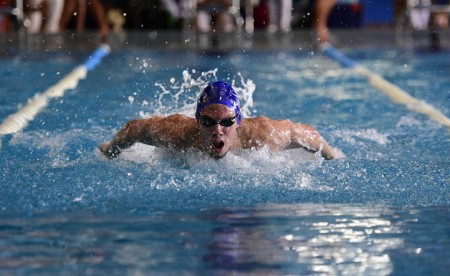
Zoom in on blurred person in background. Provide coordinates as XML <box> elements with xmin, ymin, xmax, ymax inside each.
<box><xmin>196</xmin><ymin>0</ymin><xmax>234</xmax><ymax>32</ymax></box>
<box><xmin>313</xmin><ymin>0</ymin><xmax>336</xmax><ymax>44</ymax></box>
<box><xmin>267</xmin><ymin>0</ymin><xmax>292</xmax><ymax>33</ymax></box>
<box><xmin>0</xmin><ymin>0</ymin><xmax>10</xmax><ymax>31</ymax></box>
<box><xmin>123</xmin><ymin>0</ymin><xmax>182</xmax><ymax>30</ymax></box>
<box><xmin>25</xmin><ymin>0</ymin><xmax>64</xmax><ymax>33</ymax></box>
<box><xmin>60</xmin><ymin>0</ymin><xmax>109</xmax><ymax>41</ymax></box>
<box><xmin>397</xmin><ymin>0</ymin><xmax>449</xmax><ymax>49</ymax></box>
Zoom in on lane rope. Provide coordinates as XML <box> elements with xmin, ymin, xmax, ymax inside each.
<box><xmin>320</xmin><ymin>43</ymin><xmax>450</xmax><ymax>131</ymax></box>
<box><xmin>0</xmin><ymin>44</ymin><xmax>111</xmax><ymax>135</ymax></box>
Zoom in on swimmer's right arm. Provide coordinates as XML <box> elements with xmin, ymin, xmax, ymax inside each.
<box><xmin>99</xmin><ymin>119</ymin><xmax>153</xmax><ymax>159</ymax></box>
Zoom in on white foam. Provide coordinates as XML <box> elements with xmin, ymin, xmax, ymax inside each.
<box><xmin>396</xmin><ymin>115</ymin><xmax>423</xmax><ymax>128</ymax></box>
<box><xmin>9</xmin><ymin>128</ymin><xmax>103</xmax><ymax>168</ymax></box>
<box><xmin>334</xmin><ymin>128</ymin><xmax>390</xmax><ymax>145</ymax></box>
<box><xmin>119</xmin><ymin>143</ymin><xmax>319</xmax><ymax>175</ymax></box>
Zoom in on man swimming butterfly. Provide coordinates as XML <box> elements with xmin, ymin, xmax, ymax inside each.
<box><xmin>100</xmin><ymin>81</ymin><xmax>342</xmax><ymax>160</ymax></box>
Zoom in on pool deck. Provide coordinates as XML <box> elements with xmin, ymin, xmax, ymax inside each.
<box><xmin>1</xmin><ymin>27</ymin><xmax>449</xmax><ymax>54</ymax></box>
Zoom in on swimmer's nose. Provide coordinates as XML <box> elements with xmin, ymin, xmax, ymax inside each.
<box><xmin>210</xmin><ymin>124</ymin><xmax>224</xmax><ymax>135</ymax></box>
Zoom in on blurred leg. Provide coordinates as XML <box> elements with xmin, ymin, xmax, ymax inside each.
<box><xmin>89</xmin><ymin>0</ymin><xmax>109</xmax><ymax>41</ymax></box>
<box><xmin>60</xmin><ymin>0</ymin><xmax>77</xmax><ymax>31</ymax></box>
<box><xmin>44</xmin><ymin>0</ymin><xmax>64</xmax><ymax>33</ymax></box>
<box><xmin>76</xmin><ymin>0</ymin><xmax>86</xmax><ymax>31</ymax></box>
<box><xmin>314</xmin><ymin>0</ymin><xmax>336</xmax><ymax>44</ymax></box>
<box><xmin>279</xmin><ymin>0</ymin><xmax>292</xmax><ymax>32</ymax></box>
<box><xmin>196</xmin><ymin>11</ymin><xmax>211</xmax><ymax>32</ymax></box>
<box><xmin>28</xmin><ymin>0</ymin><xmax>43</xmax><ymax>33</ymax></box>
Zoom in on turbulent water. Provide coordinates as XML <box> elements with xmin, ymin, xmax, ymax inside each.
<box><xmin>0</xmin><ymin>48</ymin><xmax>449</xmax><ymax>274</ymax></box>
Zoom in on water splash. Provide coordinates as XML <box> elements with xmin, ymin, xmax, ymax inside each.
<box><xmin>136</xmin><ymin>69</ymin><xmax>256</xmax><ymax>118</ymax></box>
<box><xmin>396</xmin><ymin>115</ymin><xmax>423</xmax><ymax>128</ymax></box>
<box><xmin>334</xmin><ymin>128</ymin><xmax>390</xmax><ymax>145</ymax></box>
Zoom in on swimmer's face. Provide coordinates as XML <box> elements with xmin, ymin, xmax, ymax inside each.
<box><xmin>198</xmin><ymin>104</ymin><xmax>239</xmax><ymax>159</ymax></box>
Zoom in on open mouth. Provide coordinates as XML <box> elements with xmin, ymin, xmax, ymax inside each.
<box><xmin>213</xmin><ymin>141</ymin><xmax>225</xmax><ymax>150</ymax></box>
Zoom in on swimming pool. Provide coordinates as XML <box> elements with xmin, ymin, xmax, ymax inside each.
<box><xmin>0</xmin><ymin>32</ymin><xmax>449</xmax><ymax>274</ymax></box>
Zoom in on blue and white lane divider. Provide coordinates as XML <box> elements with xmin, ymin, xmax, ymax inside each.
<box><xmin>0</xmin><ymin>44</ymin><xmax>111</xmax><ymax>135</ymax></box>
<box><xmin>320</xmin><ymin>43</ymin><xmax>450</xmax><ymax>131</ymax></box>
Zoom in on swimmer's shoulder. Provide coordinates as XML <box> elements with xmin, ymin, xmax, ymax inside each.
<box><xmin>142</xmin><ymin>114</ymin><xmax>197</xmax><ymax>134</ymax></box>
<box><xmin>163</xmin><ymin>114</ymin><xmax>196</xmax><ymax>124</ymax></box>
<box><xmin>143</xmin><ymin>114</ymin><xmax>195</xmax><ymax>125</ymax></box>
<box><xmin>240</xmin><ymin>116</ymin><xmax>294</xmax><ymax>143</ymax></box>
<box><xmin>242</xmin><ymin>116</ymin><xmax>310</xmax><ymax>130</ymax></box>
<box><xmin>239</xmin><ymin>116</ymin><xmax>280</xmax><ymax>145</ymax></box>
<box><xmin>241</xmin><ymin>116</ymin><xmax>270</xmax><ymax>124</ymax></box>
<box><xmin>241</xmin><ymin>116</ymin><xmax>291</xmax><ymax>128</ymax></box>
<box><xmin>164</xmin><ymin>114</ymin><xmax>199</xmax><ymax>134</ymax></box>
<box><xmin>146</xmin><ymin>114</ymin><xmax>199</xmax><ymax>148</ymax></box>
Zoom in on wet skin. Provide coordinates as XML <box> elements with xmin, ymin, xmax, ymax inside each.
<box><xmin>198</xmin><ymin>104</ymin><xmax>240</xmax><ymax>159</ymax></box>
<box><xmin>99</xmin><ymin>105</ymin><xmax>342</xmax><ymax>160</ymax></box>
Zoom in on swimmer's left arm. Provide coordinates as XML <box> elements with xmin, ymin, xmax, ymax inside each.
<box><xmin>290</xmin><ymin>123</ymin><xmax>343</xmax><ymax>160</ymax></box>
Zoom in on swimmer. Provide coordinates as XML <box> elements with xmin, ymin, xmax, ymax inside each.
<box><xmin>99</xmin><ymin>81</ymin><xmax>342</xmax><ymax>160</ymax></box>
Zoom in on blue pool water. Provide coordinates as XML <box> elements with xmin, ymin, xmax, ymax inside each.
<box><xmin>0</xmin><ymin>45</ymin><xmax>449</xmax><ymax>274</ymax></box>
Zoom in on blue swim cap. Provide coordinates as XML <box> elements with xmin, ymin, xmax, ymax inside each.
<box><xmin>196</xmin><ymin>81</ymin><xmax>241</xmax><ymax>124</ymax></box>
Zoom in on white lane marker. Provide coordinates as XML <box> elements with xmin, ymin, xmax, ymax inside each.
<box><xmin>0</xmin><ymin>44</ymin><xmax>110</xmax><ymax>135</ymax></box>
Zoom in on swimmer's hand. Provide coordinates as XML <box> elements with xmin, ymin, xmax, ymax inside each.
<box><xmin>99</xmin><ymin>142</ymin><xmax>121</xmax><ymax>159</ymax></box>
<box><xmin>329</xmin><ymin>147</ymin><xmax>345</xmax><ymax>160</ymax></box>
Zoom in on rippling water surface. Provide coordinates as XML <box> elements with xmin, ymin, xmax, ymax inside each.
<box><xmin>0</xmin><ymin>48</ymin><xmax>449</xmax><ymax>274</ymax></box>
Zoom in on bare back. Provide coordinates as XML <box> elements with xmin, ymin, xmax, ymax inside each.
<box><xmin>238</xmin><ymin>116</ymin><xmax>314</xmax><ymax>151</ymax></box>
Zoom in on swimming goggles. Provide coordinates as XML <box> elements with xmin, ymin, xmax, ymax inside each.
<box><xmin>199</xmin><ymin>115</ymin><xmax>237</xmax><ymax>127</ymax></box>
